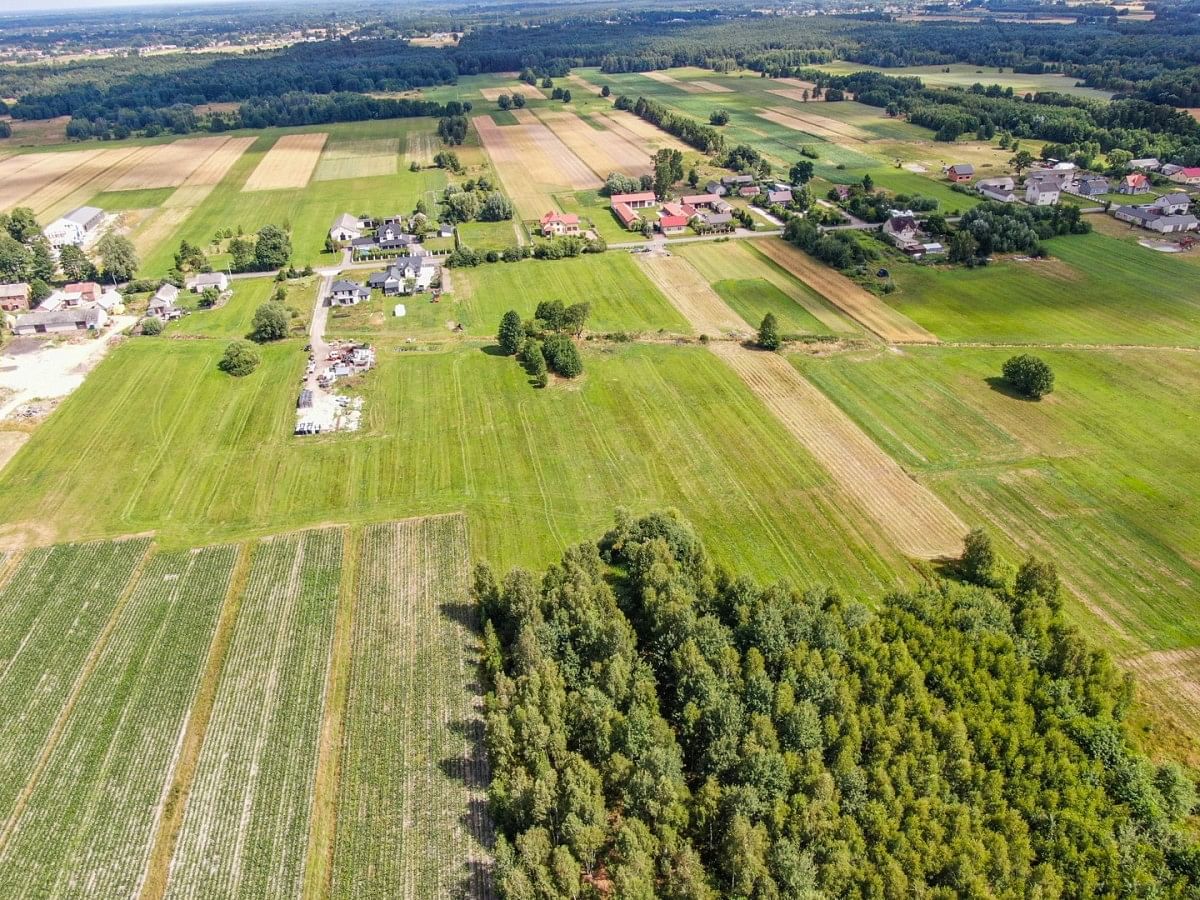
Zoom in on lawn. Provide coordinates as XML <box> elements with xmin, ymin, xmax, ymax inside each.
<box><xmin>0</xmin><ymin>336</ymin><xmax>911</xmax><ymax>594</ymax></box>
<box><xmin>457</xmin><ymin>219</ymin><xmax>520</xmax><ymax>253</ymax></box>
<box><xmin>886</xmin><ymin>230</ymin><xmax>1200</xmax><ymax>345</ymax></box>
<box><xmin>166</xmin><ymin>275</ymin><xmax>314</xmax><ymax>339</ymax></box>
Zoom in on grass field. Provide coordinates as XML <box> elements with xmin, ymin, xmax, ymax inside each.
<box><xmin>887</xmin><ymin>231</ymin><xmax>1200</xmax><ymax>345</ymax></box>
<box><xmin>813</xmin><ymin>61</ymin><xmax>1114</xmax><ymax>101</ymax></box>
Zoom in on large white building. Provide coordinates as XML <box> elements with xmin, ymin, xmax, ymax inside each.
<box><xmin>43</xmin><ymin>206</ymin><xmax>105</xmax><ymax>250</ymax></box>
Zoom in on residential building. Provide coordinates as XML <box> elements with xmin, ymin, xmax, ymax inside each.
<box><xmin>657</xmin><ymin>213</ymin><xmax>689</xmax><ymax>234</ymax></box>
<box><xmin>1113</xmin><ymin>206</ymin><xmax>1199</xmax><ymax>233</ymax></box>
<box><xmin>681</xmin><ymin>194</ymin><xmax>722</xmax><ymax>209</ymax></box>
<box><xmin>1151</xmin><ymin>193</ymin><xmax>1192</xmax><ymax>215</ymax></box>
<box><xmin>975</xmin><ymin>176</ymin><xmax>1016</xmax><ymax>202</ymax></box>
<box><xmin>720</xmin><ymin>174</ymin><xmax>755</xmax><ymax>187</ymax></box>
<box><xmin>375</xmin><ymin>224</ymin><xmax>419</xmax><ymax>251</ymax></box>
<box><xmin>738</xmin><ymin>185</ymin><xmax>761</xmax><ymax>198</ymax></box>
<box><xmin>329</xmin><ymin>213</ymin><xmax>364</xmax><ymax>242</ymax></box>
<box><xmin>43</xmin><ymin>206</ymin><xmax>105</xmax><ymax>250</ymax></box>
<box><xmin>881</xmin><ymin>210</ymin><xmax>921</xmax><ymax>250</ymax></box>
<box><xmin>540</xmin><ymin>211</ymin><xmax>581</xmax><ymax>237</ymax></box>
<box><xmin>767</xmin><ymin>189</ymin><xmax>794</xmax><ymax>205</ymax></box>
<box><xmin>1073</xmin><ymin>175</ymin><xmax>1109</xmax><ymax>197</ymax></box>
<box><xmin>1118</xmin><ymin>173</ymin><xmax>1151</xmax><ymax>194</ymax></box>
<box><xmin>62</xmin><ymin>282</ymin><xmax>101</xmax><ymax>305</ymax></box>
<box><xmin>12</xmin><ymin>306</ymin><xmax>106</xmax><ymax>335</ymax></box>
<box><xmin>186</xmin><ymin>272</ymin><xmax>231</xmax><ymax>293</ymax></box>
<box><xmin>704</xmin><ymin>180</ymin><xmax>727</xmax><ymax>196</ymax></box>
<box><xmin>1129</xmin><ymin>158</ymin><xmax>1160</xmax><ymax>171</ymax></box>
<box><xmin>329</xmin><ymin>279</ymin><xmax>371</xmax><ymax>306</ymax></box>
<box><xmin>367</xmin><ymin>257</ymin><xmax>437</xmax><ymax>295</ymax></box>
<box><xmin>0</xmin><ymin>283</ymin><xmax>31</xmax><ymax>312</ymax></box>
<box><xmin>1168</xmin><ymin>167</ymin><xmax>1200</xmax><ymax>185</ymax></box>
<box><xmin>1160</xmin><ymin>163</ymin><xmax>1184</xmax><ymax>177</ymax></box>
<box><xmin>1025</xmin><ymin>175</ymin><xmax>1060</xmax><ymax>206</ymax></box>
<box><xmin>946</xmin><ymin>163</ymin><xmax>975</xmax><ymax>182</ymax></box>
<box><xmin>147</xmin><ymin>283</ymin><xmax>183</xmax><ymax>320</ymax></box>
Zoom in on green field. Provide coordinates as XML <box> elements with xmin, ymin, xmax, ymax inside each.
<box><xmin>887</xmin><ymin>231</ymin><xmax>1200</xmax><ymax>345</ymax></box>
<box><xmin>166</xmin><ymin>275</ymin><xmax>314</xmax><ymax>339</ymax></box>
<box><xmin>813</xmin><ymin>61</ymin><xmax>1115</xmax><ymax>101</ymax></box>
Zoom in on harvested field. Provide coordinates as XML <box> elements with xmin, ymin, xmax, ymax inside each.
<box><xmin>479</xmin><ymin>82</ymin><xmax>544</xmax><ymax>101</ymax></box>
<box><xmin>107</xmin><ymin>136</ymin><xmax>233</xmax><ymax>191</ymax></box>
<box><xmin>635</xmin><ymin>251</ymin><xmax>745</xmax><ymax>337</ymax></box>
<box><xmin>331</xmin><ymin>514</ymin><xmax>493</xmax><ymax>900</ymax></box>
<box><xmin>768</xmin><ymin>89</ymin><xmax>822</xmax><ymax>103</ymax></box>
<box><xmin>1124</xmin><ymin>648</ymin><xmax>1200</xmax><ymax>761</ymax></box>
<box><xmin>641</xmin><ymin>71</ymin><xmax>709</xmax><ymax>93</ymax></box>
<box><xmin>594</xmin><ymin>110</ymin><xmax>689</xmax><ymax>152</ymax></box>
<box><xmin>404</xmin><ymin>130</ymin><xmax>438</xmax><ymax>167</ymax></box>
<box><xmin>691</xmin><ymin>80</ymin><xmax>733</xmax><ymax>93</ymax></box>
<box><xmin>474</xmin><ymin>114</ymin><xmax>599</xmax><ymax>220</ymax></box>
<box><xmin>755</xmin><ymin>239</ymin><xmax>938</xmax><ymax>343</ymax></box>
<box><xmin>775</xmin><ymin>77</ymin><xmax>819</xmax><ymax>91</ymax></box>
<box><xmin>0</xmin><ymin>148</ymin><xmax>106</xmax><ymax>212</ymax></box>
<box><xmin>130</xmin><ymin>206</ymin><xmax>196</xmax><ymax>258</ymax></box>
<box><xmin>243</xmin><ymin>132</ymin><xmax>328</xmax><ymax>192</ymax></box>
<box><xmin>710</xmin><ymin>342</ymin><xmax>967</xmax><ymax>559</ymax></box>
<box><xmin>162</xmin><ymin>136</ymin><xmax>254</xmax><ymax>207</ymax></box>
<box><xmin>18</xmin><ymin>145</ymin><xmax>142</xmax><ymax>219</ymax></box>
<box><xmin>314</xmin><ymin>137</ymin><xmax>400</xmax><ymax>182</ymax></box>
<box><xmin>566</xmin><ymin>73</ymin><xmax>603</xmax><ymax>96</ymax></box>
<box><xmin>534</xmin><ymin>107</ymin><xmax>650</xmax><ymax>179</ymax></box>
<box><xmin>759</xmin><ymin>107</ymin><xmax>872</xmax><ymax>142</ymax></box>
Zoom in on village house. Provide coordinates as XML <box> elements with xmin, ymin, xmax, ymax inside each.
<box><xmin>375</xmin><ymin>223</ymin><xmax>419</xmax><ymax>251</ymax></box>
<box><xmin>12</xmin><ymin>306</ymin><xmax>106</xmax><ymax>335</ymax></box>
<box><xmin>975</xmin><ymin>176</ymin><xmax>1016</xmax><ymax>202</ymax></box>
<box><xmin>1151</xmin><ymin>193</ymin><xmax>1192</xmax><ymax>215</ymax></box>
<box><xmin>1161</xmin><ymin>163</ymin><xmax>1184</xmax><ymax>177</ymax></box>
<box><xmin>147</xmin><ymin>283</ymin><xmax>183</xmax><ymax>320</ymax></box>
<box><xmin>832</xmin><ymin>185</ymin><xmax>852</xmax><ymax>201</ymax></box>
<box><xmin>612</xmin><ymin>202</ymin><xmax>641</xmax><ymax>229</ymax></box>
<box><xmin>43</xmin><ymin>206</ymin><xmax>105</xmax><ymax>250</ymax></box>
<box><xmin>1073</xmin><ymin>175</ymin><xmax>1110</xmax><ymax>197</ymax></box>
<box><xmin>738</xmin><ymin>185</ymin><xmax>761</xmax><ymax>198</ymax></box>
<box><xmin>721</xmin><ymin>174</ymin><xmax>755</xmax><ymax>188</ymax></box>
<box><xmin>329</xmin><ymin>279</ymin><xmax>371</xmax><ymax>306</ymax></box>
<box><xmin>704</xmin><ymin>180</ymin><xmax>727</xmax><ymax>196</ymax></box>
<box><xmin>368</xmin><ymin>256</ymin><xmax>437</xmax><ymax>295</ymax></box>
<box><xmin>1113</xmin><ymin>206</ymin><xmax>1199</xmax><ymax>233</ymax></box>
<box><xmin>767</xmin><ymin>188</ymin><xmax>794</xmax><ymax>206</ymax></box>
<box><xmin>946</xmin><ymin>163</ymin><xmax>975</xmax><ymax>183</ymax></box>
<box><xmin>1129</xmin><ymin>158</ymin><xmax>1160</xmax><ymax>171</ymax></box>
<box><xmin>540</xmin><ymin>211</ymin><xmax>581</xmax><ymax>237</ymax></box>
<box><xmin>681</xmin><ymin>194</ymin><xmax>722</xmax><ymax>209</ymax></box>
<box><xmin>0</xmin><ymin>283</ymin><xmax>31</xmax><ymax>312</ymax></box>
<box><xmin>329</xmin><ymin>213</ymin><xmax>364</xmax><ymax>243</ymax></box>
<box><xmin>1118</xmin><ymin>173</ymin><xmax>1151</xmax><ymax>195</ymax></box>
<box><xmin>186</xmin><ymin>272</ymin><xmax>231</xmax><ymax>293</ymax></box>
<box><xmin>881</xmin><ymin>210</ymin><xmax>920</xmax><ymax>250</ymax></box>
<box><xmin>62</xmin><ymin>281</ymin><xmax>102</xmax><ymax>305</ymax></box>
<box><xmin>1168</xmin><ymin>166</ymin><xmax>1200</xmax><ymax>186</ymax></box>
<box><xmin>1024</xmin><ymin>174</ymin><xmax>1061</xmax><ymax>206</ymax></box>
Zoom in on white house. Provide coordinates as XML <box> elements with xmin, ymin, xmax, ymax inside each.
<box><xmin>147</xmin><ymin>283</ymin><xmax>183</xmax><ymax>320</ymax></box>
<box><xmin>186</xmin><ymin>272</ymin><xmax>230</xmax><ymax>293</ymax></box>
<box><xmin>1151</xmin><ymin>193</ymin><xmax>1192</xmax><ymax>216</ymax></box>
<box><xmin>329</xmin><ymin>213</ymin><xmax>364</xmax><ymax>243</ymax></box>
<box><xmin>881</xmin><ymin>210</ymin><xmax>921</xmax><ymax>250</ymax></box>
<box><xmin>329</xmin><ymin>279</ymin><xmax>370</xmax><ymax>306</ymax></box>
<box><xmin>1025</xmin><ymin>175</ymin><xmax>1060</xmax><ymax>206</ymax></box>
<box><xmin>43</xmin><ymin>206</ymin><xmax>105</xmax><ymax>250</ymax></box>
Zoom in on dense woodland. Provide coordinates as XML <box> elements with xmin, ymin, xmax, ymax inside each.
<box><xmin>477</xmin><ymin>511</ymin><xmax>1200</xmax><ymax>898</ymax></box>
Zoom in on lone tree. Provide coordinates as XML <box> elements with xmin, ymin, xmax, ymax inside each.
<box><xmin>1002</xmin><ymin>354</ymin><xmax>1054</xmax><ymax>399</ymax></box>
<box><xmin>757</xmin><ymin>312</ymin><xmax>781</xmax><ymax>351</ymax></box>
<box><xmin>709</xmin><ymin>108</ymin><xmax>730</xmax><ymax>126</ymax></box>
<box><xmin>789</xmin><ymin>160</ymin><xmax>814</xmax><ymax>185</ymax></box>
<box><xmin>59</xmin><ymin>244</ymin><xmax>96</xmax><ymax>282</ymax></box>
<box><xmin>254</xmin><ymin>224</ymin><xmax>292</xmax><ymax>271</ymax></box>
<box><xmin>498</xmin><ymin>310</ymin><xmax>524</xmax><ymax>355</ymax></box>
<box><xmin>959</xmin><ymin>527</ymin><xmax>997</xmax><ymax>586</ymax></box>
<box><xmin>249</xmin><ymin>301</ymin><xmax>290</xmax><ymax>342</ymax></box>
<box><xmin>1010</xmin><ymin>149</ymin><xmax>1034</xmax><ymax>176</ymax></box>
<box><xmin>218</xmin><ymin>341</ymin><xmax>260</xmax><ymax>377</ymax></box>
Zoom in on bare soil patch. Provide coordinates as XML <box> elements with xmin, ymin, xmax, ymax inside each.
<box><xmin>243</xmin><ymin>132</ymin><xmax>328</xmax><ymax>191</ymax></box>
<box><xmin>711</xmin><ymin>342</ymin><xmax>968</xmax><ymax>559</ymax></box>
<box><xmin>0</xmin><ymin>432</ymin><xmax>29</xmax><ymax>474</ymax></box>
<box><xmin>754</xmin><ymin>239</ymin><xmax>938</xmax><ymax>343</ymax></box>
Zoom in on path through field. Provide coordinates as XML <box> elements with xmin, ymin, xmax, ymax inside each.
<box><xmin>710</xmin><ymin>343</ymin><xmax>968</xmax><ymax>558</ymax></box>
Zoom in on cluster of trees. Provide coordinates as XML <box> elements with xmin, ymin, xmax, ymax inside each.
<box><xmin>441</xmin><ymin>179</ymin><xmax>513</xmax><ymax>224</ymax></box>
<box><xmin>614</xmin><ymin>95</ymin><xmax>724</xmax><ymax>154</ymax></box>
<box><xmin>449</xmin><ymin>235</ymin><xmax>604</xmax><ymax>268</ymax></box>
<box><xmin>227</xmin><ymin>224</ymin><xmax>292</xmax><ymax>273</ymax></box>
<box><xmin>601</xmin><ymin>171</ymin><xmax>654</xmax><ymax>197</ymax></box>
<box><xmin>496</xmin><ymin>93</ymin><xmax>527</xmax><ymax>112</ymax></box>
<box><xmin>479</xmin><ymin>509</ymin><xmax>1200</xmax><ymax>897</ymax></box>
<box><xmin>835</xmin><ymin>183</ymin><xmax>939</xmax><ymax>224</ymax></box>
<box><xmin>947</xmin><ymin>201</ymin><xmax>1090</xmax><ymax>260</ymax></box>
<box><xmin>496</xmin><ymin>300</ymin><xmax>589</xmax><ymax>386</ymax></box>
<box><xmin>722</xmin><ymin>143</ymin><xmax>771</xmax><ymax>178</ymax></box>
<box><xmin>784</xmin><ymin>218</ymin><xmax>876</xmax><ymax>272</ymax></box>
<box><xmin>0</xmin><ymin>206</ymin><xmax>138</xmax><ymax>291</ymax></box>
<box><xmin>437</xmin><ymin>114</ymin><xmax>469</xmax><ymax>145</ymax></box>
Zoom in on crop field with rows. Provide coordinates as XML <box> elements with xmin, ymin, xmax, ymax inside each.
<box><xmin>164</xmin><ymin>528</ymin><xmax>343</xmax><ymax>899</ymax></box>
<box><xmin>0</xmin><ymin>545</ymin><xmax>236</xmax><ymax>897</ymax></box>
<box><xmin>332</xmin><ymin>514</ymin><xmax>492</xmax><ymax>900</ymax></box>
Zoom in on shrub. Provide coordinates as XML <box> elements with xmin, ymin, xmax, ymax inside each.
<box><xmin>1002</xmin><ymin>354</ymin><xmax>1055</xmax><ymax>399</ymax></box>
<box><xmin>218</xmin><ymin>341</ymin><xmax>260</xmax><ymax>377</ymax></box>
<box><xmin>139</xmin><ymin>316</ymin><xmax>163</xmax><ymax>336</ymax></box>
<box><xmin>757</xmin><ymin>312</ymin><xmax>781</xmax><ymax>351</ymax></box>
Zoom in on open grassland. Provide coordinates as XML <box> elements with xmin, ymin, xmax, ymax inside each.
<box><xmin>674</xmin><ymin>240</ymin><xmax>859</xmax><ymax>335</ymax></box>
<box><xmin>166</xmin><ymin>277</ymin><xmax>311</xmax><ymax>339</ymax></box>
<box><xmin>0</xmin><ymin>539</ymin><xmax>150</xmax><ymax>821</ymax></box>
<box><xmin>164</xmin><ymin>528</ymin><xmax>342</xmax><ymax>899</ymax></box>
<box><xmin>0</xmin><ymin>545</ymin><xmax>235</xmax><ymax>897</ymax></box>
<box><xmin>0</xmin><ymin>338</ymin><xmax>910</xmax><ymax>592</ymax></box>
<box><xmin>813</xmin><ymin>61</ymin><xmax>1114</xmax><ymax>100</ymax></box>
<box><xmin>332</xmin><ymin>515</ymin><xmax>492</xmax><ymax>899</ymax></box>
<box><xmin>313</xmin><ymin>137</ymin><xmax>400</xmax><ymax>182</ymax></box>
<box><xmin>532</xmin><ymin>107</ymin><xmax>651</xmax><ymax>179</ymax></box>
<box><xmin>243</xmin><ymin>132</ymin><xmax>329</xmax><ymax>191</ymax></box>
<box><xmin>755</xmin><ymin>239</ymin><xmax>938</xmax><ymax>343</ymax></box>
<box><xmin>888</xmin><ymin>231</ymin><xmax>1200</xmax><ymax>345</ymax></box>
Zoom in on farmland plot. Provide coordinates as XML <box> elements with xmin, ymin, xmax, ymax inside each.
<box><xmin>0</xmin><ymin>539</ymin><xmax>150</xmax><ymax>821</ymax></box>
<box><xmin>0</xmin><ymin>545</ymin><xmax>236</xmax><ymax>898</ymax></box>
<box><xmin>534</xmin><ymin>108</ymin><xmax>651</xmax><ymax>180</ymax></box>
<box><xmin>0</xmin><ymin>148</ymin><xmax>106</xmax><ymax>212</ymax></box>
<box><xmin>106</xmin><ymin>137</ymin><xmax>233</xmax><ymax>191</ymax></box>
<box><xmin>404</xmin><ymin>130</ymin><xmax>438</xmax><ymax>168</ymax></box>
<box><xmin>314</xmin><ymin>138</ymin><xmax>400</xmax><ymax>182</ymax></box>
<box><xmin>474</xmin><ymin>114</ymin><xmax>599</xmax><ymax>219</ymax></box>
<box><xmin>243</xmin><ymin>133</ymin><xmax>329</xmax><ymax>191</ymax></box>
<box><xmin>165</xmin><ymin>528</ymin><xmax>342</xmax><ymax>900</ymax></box>
<box><xmin>332</xmin><ymin>514</ymin><xmax>492</xmax><ymax>900</ymax></box>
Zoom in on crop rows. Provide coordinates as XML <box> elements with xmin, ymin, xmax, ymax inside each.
<box><xmin>331</xmin><ymin>514</ymin><xmax>493</xmax><ymax>899</ymax></box>
<box><xmin>165</xmin><ymin>528</ymin><xmax>343</xmax><ymax>899</ymax></box>
<box><xmin>0</xmin><ymin>545</ymin><xmax>236</xmax><ymax>898</ymax></box>
<box><xmin>0</xmin><ymin>538</ymin><xmax>150</xmax><ymax>823</ymax></box>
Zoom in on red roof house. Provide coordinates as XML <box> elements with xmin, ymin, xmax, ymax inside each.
<box><xmin>681</xmin><ymin>193</ymin><xmax>721</xmax><ymax>208</ymax></box>
<box><xmin>657</xmin><ymin>214</ymin><xmax>689</xmax><ymax>233</ymax></box>
<box><xmin>610</xmin><ymin>191</ymin><xmax>657</xmax><ymax>208</ymax></box>
<box><xmin>612</xmin><ymin>203</ymin><xmax>640</xmax><ymax>228</ymax></box>
<box><xmin>539</xmin><ymin>211</ymin><xmax>581</xmax><ymax>237</ymax></box>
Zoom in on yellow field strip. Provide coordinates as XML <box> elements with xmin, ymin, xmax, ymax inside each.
<box><xmin>0</xmin><ymin>148</ymin><xmax>105</xmax><ymax>211</ymax></box>
<box><xmin>594</xmin><ymin>110</ymin><xmax>690</xmax><ymax>152</ymax></box>
<box><xmin>474</xmin><ymin>113</ymin><xmax>599</xmax><ymax>219</ymax></box>
<box><xmin>635</xmin><ymin>252</ymin><xmax>745</xmax><ymax>337</ymax></box>
<box><xmin>758</xmin><ymin>107</ymin><xmax>872</xmax><ymax>142</ymax></box>
<box><xmin>480</xmin><ymin>82</ymin><xmax>545</xmax><ymax>101</ymax></box>
<box><xmin>243</xmin><ymin>132</ymin><xmax>328</xmax><ymax>192</ymax></box>
<box><xmin>533</xmin><ymin>108</ymin><xmax>650</xmax><ymax>179</ymax></box>
<box><xmin>108</xmin><ymin>136</ymin><xmax>233</xmax><ymax>191</ymax></box>
<box><xmin>21</xmin><ymin>145</ymin><xmax>144</xmax><ymax>219</ymax></box>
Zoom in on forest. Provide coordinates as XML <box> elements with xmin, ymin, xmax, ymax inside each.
<box><xmin>477</xmin><ymin>511</ymin><xmax>1200</xmax><ymax>898</ymax></box>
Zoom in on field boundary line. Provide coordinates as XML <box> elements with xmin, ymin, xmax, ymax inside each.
<box><xmin>301</xmin><ymin>526</ymin><xmax>361</xmax><ymax>900</ymax></box>
<box><xmin>138</xmin><ymin>541</ymin><xmax>254</xmax><ymax>900</ymax></box>
<box><xmin>0</xmin><ymin>539</ymin><xmax>155</xmax><ymax>855</ymax></box>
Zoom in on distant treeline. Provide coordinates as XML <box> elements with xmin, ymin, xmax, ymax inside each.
<box><xmin>614</xmin><ymin>94</ymin><xmax>724</xmax><ymax>154</ymax></box>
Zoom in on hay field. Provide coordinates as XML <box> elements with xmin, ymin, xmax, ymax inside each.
<box><xmin>635</xmin><ymin>252</ymin><xmax>748</xmax><ymax>337</ymax></box>
<box><xmin>768</xmin><ymin>88</ymin><xmax>822</xmax><ymax>103</ymax></box>
<box><xmin>755</xmin><ymin>239</ymin><xmax>938</xmax><ymax>343</ymax></box>
<box><xmin>313</xmin><ymin>137</ymin><xmax>400</xmax><ymax>182</ymax></box>
<box><xmin>534</xmin><ymin>108</ymin><xmax>651</xmax><ymax>179</ymax></box>
<box><xmin>474</xmin><ymin>114</ymin><xmax>599</xmax><ymax>219</ymax></box>
<box><xmin>480</xmin><ymin>82</ymin><xmax>545</xmax><ymax>101</ymax></box>
<box><xmin>710</xmin><ymin>342</ymin><xmax>967</xmax><ymax>559</ymax></box>
<box><xmin>0</xmin><ymin>148</ymin><xmax>106</xmax><ymax>212</ymax></box>
<box><xmin>18</xmin><ymin>145</ymin><xmax>143</xmax><ymax>219</ymax></box>
<box><xmin>162</xmin><ymin>136</ymin><xmax>255</xmax><ymax>208</ymax></box>
<box><xmin>691</xmin><ymin>80</ymin><xmax>733</xmax><ymax>93</ymax></box>
<box><xmin>759</xmin><ymin>107</ymin><xmax>872</xmax><ymax>142</ymax></box>
<box><xmin>594</xmin><ymin>110</ymin><xmax>689</xmax><ymax>152</ymax></box>
<box><xmin>107</xmin><ymin>136</ymin><xmax>233</xmax><ymax>191</ymax></box>
<box><xmin>404</xmin><ymin>130</ymin><xmax>438</xmax><ymax>167</ymax></box>
<box><xmin>243</xmin><ymin>133</ymin><xmax>329</xmax><ymax>191</ymax></box>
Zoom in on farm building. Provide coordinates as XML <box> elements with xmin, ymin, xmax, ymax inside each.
<box><xmin>43</xmin><ymin>206</ymin><xmax>105</xmax><ymax>250</ymax></box>
<box><xmin>12</xmin><ymin>306</ymin><xmax>106</xmax><ymax>335</ymax></box>
<box><xmin>437</xmin><ymin>223</ymin><xmax>454</xmax><ymax>238</ymax></box>
<box><xmin>681</xmin><ymin>194</ymin><xmax>722</xmax><ymax>209</ymax></box>
<box><xmin>540</xmin><ymin>211</ymin><xmax>581</xmax><ymax>237</ymax></box>
<box><xmin>1024</xmin><ymin>175</ymin><xmax>1061</xmax><ymax>206</ymax></box>
<box><xmin>946</xmin><ymin>164</ymin><xmax>975</xmax><ymax>183</ymax></box>
<box><xmin>1129</xmin><ymin>158</ymin><xmax>1160</xmax><ymax>171</ymax></box>
<box><xmin>1168</xmin><ymin>167</ymin><xmax>1200</xmax><ymax>185</ymax></box>
<box><xmin>1119</xmin><ymin>173</ymin><xmax>1151</xmax><ymax>194</ymax></box>
<box><xmin>62</xmin><ymin>282</ymin><xmax>102</xmax><ymax>305</ymax></box>
<box><xmin>1073</xmin><ymin>175</ymin><xmax>1110</xmax><ymax>197</ymax></box>
<box><xmin>612</xmin><ymin>202</ymin><xmax>641</xmax><ymax>229</ymax></box>
<box><xmin>329</xmin><ymin>213</ymin><xmax>364</xmax><ymax>242</ymax></box>
<box><xmin>738</xmin><ymin>185</ymin><xmax>761</xmax><ymax>198</ymax></box>
<box><xmin>1113</xmin><ymin>207</ymin><xmax>1199</xmax><ymax>233</ymax></box>
<box><xmin>1161</xmin><ymin>164</ymin><xmax>1184</xmax><ymax>177</ymax></box>
<box><xmin>0</xmin><ymin>283</ymin><xmax>31</xmax><ymax>312</ymax></box>
<box><xmin>704</xmin><ymin>180</ymin><xmax>727</xmax><ymax>196</ymax></box>
<box><xmin>767</xmin><ymin>189</ymin><xmax>794</xmax><ymax>205</ymax></box>
<box><xmin>330</xmin><ymin>279</ymin><xmax>371</xmax><ymax>306</ymax></box>
<box><xmin>611</xmin><ymin>191</ymin><xmax>656</xmax><ymax>209</ymax></box>
<box><xmin>147</xmin><ymin>284</ymin><xmax>184</xmax><ymax>320</ymax></box>
<box><xmin>721</xmin><ymin>174</ymin><xmax>755</xmax><ymax>188</ymax></box>
<box><xmin>1152</xmin><ymin>193</ymin><xmax>1192</xmax><ymax>215</ymax></box>
<box><xmin>975</xmin><ymin>177</ymin><xmax>1016</xmax><ymax>202</ymax></box>
<box><xmin>186</xmin><ymin>272</ymin><xmax>230</xmax><ymax>293</ymax></box>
